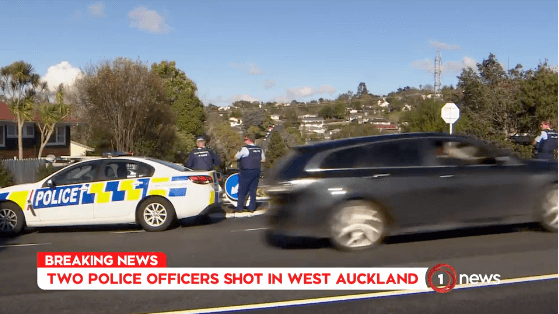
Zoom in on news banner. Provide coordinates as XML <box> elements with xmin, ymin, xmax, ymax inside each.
<box><xmin>37</xmin><ymin>252</ymin><xmax>504</xmax><ymax>293</ymax></box>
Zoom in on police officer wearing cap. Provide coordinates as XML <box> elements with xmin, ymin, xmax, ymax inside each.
<box><xmin>186</xmin><ymin>136</ymin><xmax>221</xmax><ymax>171</ymax></box>
<box><xmin>533</xmin><ymin>120</ymin><xmax>558</xmax><ymax>160</ymax></box>
<box><xmin>235</xmin><ymin>134</ymin><xmax>266</xmax><ymax>213</ymax></box>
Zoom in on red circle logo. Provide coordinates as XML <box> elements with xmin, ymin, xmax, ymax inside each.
<box><xmin>427</xmin><ymin>264</ymin><xmax>457</xmax><ymax>293</ymax></box>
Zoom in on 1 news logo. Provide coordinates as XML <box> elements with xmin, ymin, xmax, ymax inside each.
<box><xmin>427</xmin><ymin>264</ymin><xmax>501</xmax><ymax>293</ymax></box>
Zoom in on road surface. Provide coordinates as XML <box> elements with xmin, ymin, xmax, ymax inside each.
<box><xmin>0</xmin><ymin>214</ymin><xmax>556</xmax><ymax>314</ymax></box>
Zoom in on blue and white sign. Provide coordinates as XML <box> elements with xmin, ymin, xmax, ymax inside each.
<box><xmin>224</xmin><ymin>173</ymin><xmax>240</xmax><ymax>201</ymax></box>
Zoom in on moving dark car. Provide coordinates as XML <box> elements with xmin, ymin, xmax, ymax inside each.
<box><xmin>264</xmin><ymin>132</ymin><xmax>558</xmax><ymax>251</ymax></box>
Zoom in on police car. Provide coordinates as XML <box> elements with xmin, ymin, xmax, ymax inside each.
<box><xmin>0</xmin><ymin>156</ymin><xmax>220</xmax><ymax>234</ymax></box>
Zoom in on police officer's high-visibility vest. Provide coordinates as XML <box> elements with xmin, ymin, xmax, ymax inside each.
<box><xmin>239</xmin><ymin>145</ymin><xmax>262</xmax><ymax>170</ymax></box>
<box><xmin>538</xmin><ymin>130</ymin><xmax>558</xmax><ymax>155</ymax></box>
<box><xmin>190</xmin><ymin>148</ymin><xmax>215</xmax><ymax>170</ymax></box>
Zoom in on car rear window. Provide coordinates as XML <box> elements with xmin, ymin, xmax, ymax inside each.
<box><xmin>145</xmin><ymin>157</ymin><xmax>188</xmax><ymax>172</ymax></box>
<box><xmin>272</xmin><ymin>149</ymin><xmax>314</xmax><ymax>181</ymax></box>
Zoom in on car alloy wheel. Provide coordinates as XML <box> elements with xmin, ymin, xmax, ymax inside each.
<box><xmin>143</xmin><ymin>203</ymin><xmax>168</xmax><ymax>227</ymax></box>
<box><xmin>138</xmin><ymin>197</ymin><xmax>175</xmax><ymax>232</ymax></box>
<box><xmin>541</xmin><ymin>187</ymin><xmax>558</xmax><ymax>232</ymax></box>
<box><xmin>330</xmin><ymin>201</ymin><xmax>386</xmax><ymax>251</ymax></box>
<box><xmin>0</xmin><ymin>208</ymin><xmax>17</xmax><ymax>232</ymax></box>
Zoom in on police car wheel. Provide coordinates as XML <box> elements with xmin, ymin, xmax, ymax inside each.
<box><xmin>0</xmin><ymin>202</ymin><xmax>25</xmax><ymax>234</ymax></box>
<box><xmin>138</xmin><ymin>198</ymin><xmax>175</xmax><ymax>232</ymax></box>
<box><xmin>329</xmin><ymin>201</ymin><xmax>386</xmax><ymax>252</ymax></box>
<box><xmin>539</xmin><ymin>185</ymin><xmax>558</xmax><ymax>232</ymax></box>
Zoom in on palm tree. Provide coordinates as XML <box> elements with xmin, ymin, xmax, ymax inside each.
<box><xmin>37</xmin><ymin>84</ymin><xmax>71</xmax><ymax>158</ymax></box>
<box><xmin>0</xmin><ymin>61</ymin><xmax>47</xmax><ymax>159</ymax></box>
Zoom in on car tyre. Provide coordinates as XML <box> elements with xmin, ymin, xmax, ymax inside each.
<box><xmin>0</xmin><ymin>202</ymin><xmax>25</xmax><ymax>235</ymax></box>
<box><xmin>137</xmin><ymin>197</ymin><xmax>175</xmax><ymax>232</ymax></box>
<box><xmin>264</xmin><ymin>229</ymin><xmax>288</xmax><ymax>248</ymax></box>
<box><xmin>539</xmin><ymin>184</ymin><xmax>558</xmax><ymax>232</ymax></box>
<box><xmin>329</xmin><ymin>200</ymin><xmax>387</xmax><ymax>252</ymax></box>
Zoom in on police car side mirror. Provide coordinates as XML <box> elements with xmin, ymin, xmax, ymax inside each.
<box><xmin>46</xmin><ymin>179</ymin><xmax>55</xmax><ymax>189</ymax></box>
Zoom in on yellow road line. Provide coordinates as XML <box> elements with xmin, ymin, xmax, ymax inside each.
<box><xmin>143</xmin><ymin>273</ymin><xmax>558</xmax><ymax>314</ymax></box>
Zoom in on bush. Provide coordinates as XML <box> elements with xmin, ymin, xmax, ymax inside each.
<box><xmin>0</xmin><ymin>162</ymin><xmax>14</xmax><ymax>188</ymax></box>
<box><xmin>38</xmin><ymin>163</ymin><xmax>59</xmax><ymax>181</ymax></box>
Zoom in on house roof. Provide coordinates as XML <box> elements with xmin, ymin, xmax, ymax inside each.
<box><xmin>70</xmin><ymin>141</ymin><xmax>94</xmax><ymax>150</ymax></box>
<box><xmin>0</xmin><ymin>101</ymin><xmax>81</xmax><ymax>123</ymax></box>
<box><xmin>375</xmin><ymin>124</ymin><xmax>397</xmax><ymax>129</ymax></box>
<box><xmin>0</xmin><ymin>102</ymin><xmax>17</xmax><ymax>121</ymax></box>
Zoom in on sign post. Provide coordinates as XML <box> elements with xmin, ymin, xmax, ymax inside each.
<box><xmin>441</xmin><ymin>103</ymin><xmax>460</xmax><ymax>134</ymax></box>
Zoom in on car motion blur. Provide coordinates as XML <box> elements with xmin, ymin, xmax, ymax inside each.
<box><xmin>264</xmin><ymin>133</ymin><xmax>558</xmax><ymax>251</ymax></box>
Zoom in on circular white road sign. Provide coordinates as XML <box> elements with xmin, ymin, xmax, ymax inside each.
<box><xmin>441</xmin><ymin>103</ymin><xmax>460</xmax><ymax>124</ymax></box>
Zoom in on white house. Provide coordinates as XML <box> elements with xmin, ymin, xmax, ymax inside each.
<box><xmin>229</xmin><ymin>117</ymin><xmax>242</xmax><ymax>127</ymax></box>
<box><xmin>300</xmin><ymin>116</ymin><xmax>326</xmax><ymax>134</ymax></box>
<box><xmin>377</xmin><ymin>98</ymin><xmax>390</xmax><ymax>108</ymax></box>
<box><xmin>70</xmin><ymin>141</ymin><xmax>94</xmax><ymax>156</ymax></box>
<box><xmin>347</xmin><ymin>113</ymin><xmax>364</xmax><ymax>124</ymax></box>
<box><xmin>218</xmin><ymin>106</ymin><xmax>230</xmax><ymax>111</ymax></box>
<box><xmin>421</xmin><ymin>94</ymin><xmax>442</xmax><ymax>100</ymax></box>
<box><xmin>270</xmin><ymin>114</ymin><xmax>280</xmax><ymax>121</ymax></box>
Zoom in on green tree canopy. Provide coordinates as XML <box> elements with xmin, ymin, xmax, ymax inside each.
<box><xmin>75</xmin><ymin>57</ymin><xmax>174</xmax><ymax>157</ymax></box>
<box><xmin>265</xmin><ymin>131</ymin><xmax>287</xmax><ymax>168</ymax></box>
<box><xmin>151</xmin><ymin>61</ymin><xmax>205</xmax><ymax>137</ymax></box>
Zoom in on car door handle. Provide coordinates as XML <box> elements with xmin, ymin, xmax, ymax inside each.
<box><xmin>439</xmin><ymin>175</ymin><xmax>454</xmax><ymax>178</ymax></box>
<box><xmin>366</xmin><ymin>173</ymin><xmax>390</xmax><ymax>179</ymax></box>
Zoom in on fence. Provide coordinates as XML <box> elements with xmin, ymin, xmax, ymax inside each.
<box><xmin>1</xmin><ymin>158</ymin><xmax>48</xmax><ymax>185</ymax></box>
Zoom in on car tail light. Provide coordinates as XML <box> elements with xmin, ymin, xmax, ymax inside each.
<box><xmin>189</xmin><ymin>175</ymin><xmax>214</xmax><ymax>184</ymax></box>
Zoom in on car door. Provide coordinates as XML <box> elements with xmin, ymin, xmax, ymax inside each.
<box><xmin>93</xmin><ymin>160</ymin><xmax>154</xmax><ymax>220</ymax></box>
<box><xmin>33</xmin><ymin>160</ymin><xmax>101</xmax><ymax>222</ymax></box>
<box><xmin>320</xmin><ymin>138</ymin><xmax>451</xmax><ymax>230</ymax></box>
<box><xmin>423</xmin><ymin>138</ymin><xmax>533</xmax><ymax>224</ymax></box>
<box><xmin>360</xmin><ymin>139</ymin><xmax>456</xmax><ymax>229</ymax></box>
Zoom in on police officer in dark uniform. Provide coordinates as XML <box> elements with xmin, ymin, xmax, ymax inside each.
<box><xmin>186</xmin><ymin>136</ymin><xmax>221</xmax><ymax>170</ymax></box>
<box><xmin>533</xmin><ymin>121</ymin><xmax>558</xmax><ymax>160</ymax></box>
<box><xmin>235</xmin><ymin>134</ymin><xmax>266</xmax><ymax>213</ymax></box>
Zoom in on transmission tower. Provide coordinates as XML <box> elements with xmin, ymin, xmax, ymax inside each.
<box><xmin>434</xmin><ymin>51</ymin><xmax>442</xmax><ymax>94</ymax></box>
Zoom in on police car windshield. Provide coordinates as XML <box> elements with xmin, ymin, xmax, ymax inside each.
<box><xmin>145</xmin><ymin>158</ymin><xmax>189</xmax><ymax>172</ymax></box>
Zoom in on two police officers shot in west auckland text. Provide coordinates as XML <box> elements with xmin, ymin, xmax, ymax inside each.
<box><xmin>533</xmin><ymin>120</ymin><xmax>558</xmax><ymax>160</ymax></box>
<box><xmin>186</xmin><ymin>136</ymin><xmax>221</xmax><ymax>171</ymax></box>
<box><xmin>235</xmin><ymin>134</ymin><xmax>266</xmax><ymax>213</ymax></box>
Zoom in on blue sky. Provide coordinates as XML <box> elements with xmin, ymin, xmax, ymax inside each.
<box><xmin>1</xmin><ymin>1</ymin><xmax>557</xmax><ymax>106</ymax></box>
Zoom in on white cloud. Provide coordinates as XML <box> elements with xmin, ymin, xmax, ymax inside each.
<box><xmin>201</xmin><ymin>94</ymin><xmax>260</xmax><ymax>106</ymax></box>
<box><xmin>42</xmin><ymin>61</ymin><xmax>82</xmax><ymax>92</ymax></box>
<box><xmin>285</xmin><ymin>85</ymin><xmax>337</xmax><ymax>99</ymax></box>
<box><xmin>88</xmin><ymin>2</ymin><xmax>106</xmax><ymax>18</ymax></box>
<box><xmin>274</xmin><ymin>95</ymin><xmax>297</xmax><ymax>104</ymax></box>
<box><xmin>318</xmin><ymin>84</ymin><xmax>336</xmax><ymax>94</ymax></box>
<box><xmin>249</xmin><ymin>64</ymin><xmax>263</xmax><ymax>75</ymax></box>
<box><xmin>429</xmin><ymin>40</ymin><xmax>461</xmax><ymax>51</ymax></box>
<box><xmin>264</xmin><ymin>79</ymin><xmax>276</xmax><ymax>89</ymax></box>
<box><xmin>412</xmin><ymin>57</ymin><xmax>477</xmax><ymax>74</ymax></box>
<box><xmin>462</xmin><ymin>57</ymin><xmax>477</xmax><ymax>70</ymax></box>
<box><xmin>229</xmin><ymin>62</ymin><xmax>264</xmax><ymax>75</ymax></box>
<box><xmin>128</xmin><ymin>6</ymin><xmax>172</xmax><ymax>34</ymax></box>
<box><xmin>232</xmin><ymin>94</ymin><xmax>260</xmax><ymax>103</ymax></box>
<box><xmin>200</xmin><ymin>95</ymin><xmax>226</xmax><ymax>106</ymax></box>
<box><xmin>412</xmin><ymin>59</ymin><xmax>434</xmax><ymax>73</ymax></box>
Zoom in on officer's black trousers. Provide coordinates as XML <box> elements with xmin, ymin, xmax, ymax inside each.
<box><xmin>236</xmin><ymin>169</ymin><xmax>260</xmax><ymax>212</ymax></box>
